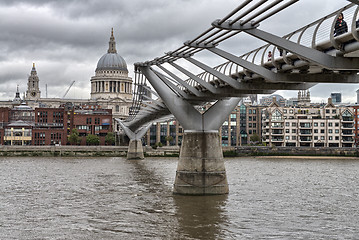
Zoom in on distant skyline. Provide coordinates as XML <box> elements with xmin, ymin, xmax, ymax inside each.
<box><xmin>0</xmin><ymin>0</ymin><xmax>358</xmax><ymax>103</ymax></box>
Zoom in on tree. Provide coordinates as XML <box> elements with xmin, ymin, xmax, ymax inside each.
<box><xmin>165</xmin><ymin>136</ymin><xmax>174</xmax><ymax>145</ymax></box>
<box><xmin>250</xmin><ymin>133</ymin><xmax>261</xmax><ymax>144</ymax></box>
<box><xmin>68</xmin><ymin>128</ymin><xmax>80</xmax><ymax>145</ymax></box>
<box><xmin>105</xmin><ymin>132</ymin><xmax>115</xmax><ymax>145</ymax></box>
<box><xmin>86</xmin><ymin>134</ymin><xmax>100</xmax><ymax>145</ymax></box>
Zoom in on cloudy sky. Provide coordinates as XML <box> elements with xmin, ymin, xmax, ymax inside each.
<box><xmin>0</xmin><ymin>0</ymin><xmax>357</xmax><ymax>103</ymax></box>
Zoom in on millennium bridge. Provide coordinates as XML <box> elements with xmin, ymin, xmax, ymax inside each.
<box><xmin>117</xmin><ymin>0</ymin><xmax>359</xmax><ymax>195</ymax></box>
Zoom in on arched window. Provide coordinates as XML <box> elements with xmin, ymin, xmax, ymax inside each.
<box><xmin>271</xmin><ymin>109</ymin><xmax>282</xmax><ymax>121</ymax></box>
<box><xmin>116</xmin><ymin>105</ymin><xmax>120</xmax><ymax>112</ymax></box>
<box><xmin>342</xmin><ymin>109</ymin><xmax>353</xmax><ymax>121</ymax></box>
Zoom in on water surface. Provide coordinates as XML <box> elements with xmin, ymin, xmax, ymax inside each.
<box><xmin>0</xmin><ymin>157</ymin><xmax>358</xmax><ymax>239</ymax></box>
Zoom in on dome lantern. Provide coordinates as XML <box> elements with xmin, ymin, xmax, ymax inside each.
<box><xmin>95</xmin><ymin>28</ymin><xmax>128</xmax><ymax>73</ymax></box>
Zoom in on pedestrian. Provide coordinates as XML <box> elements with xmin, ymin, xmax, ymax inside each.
<box><xmin>268</xmin><ymin>51</ymin><xmax>272</xmax><ymax>61</ymax></box>
<box><xmin>278</xmin><ymin>48</ymin><xmax>283</xmax><ymax>56</ymax></box>
<box><xmin>334</xmin><ymin>13</ymin><xmax>348</xmax><ymax>37</ymax></box>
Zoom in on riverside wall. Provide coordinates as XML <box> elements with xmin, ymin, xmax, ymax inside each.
<box><xmin>0</xmin><ymin>145</ymin><xmax>358</xmax><ymax>157</ymax></box>
<box><xmin>234</xmin><ymin>146</ymin><xmax>359</xmax><ymax>157</ymax></box>
<box><xmin>0</xmin><ymin>145</ymin><xmax>180</xmax><ymax>157</ymax></box>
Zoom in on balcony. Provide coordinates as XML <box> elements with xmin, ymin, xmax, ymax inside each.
<box><xmin>271</xmin><ymin>123</ymin><xmax>284</xmax><ymax>128</ymax></box>
<box><xmin>342</xmin><ymin>130</ymin><xmax>354</xmax><ymax>136</ymax></box>
<box><xmin>272</xmin><ymin>130</ymin><xmax>284</xmax><ymax>135</ymax></box>
<box><xmin>342</xmin><ymin>124</ymin><xmax>354</xmax><ymax>129</ymax></box>
<box><xmin>342</xmin><ymin>117</ymin><xmax>354</xmax><ymax>122</ymax></box>
<box><xmin>342</xmin><ymin>137</ymin><xmax>354</xmax><ymax>143</ymax></box>
<box><xmin>299</xmin><ymin>136</ymin><xmax>312</xmax><ymax>142</ymax></box>
<box><xmin>299</xmin><ymin>130</ymin><xmax>312</xmax><ymax>135</ymax></box>
<box><xmin>272</xmin><ymin>137</ymin><xmax>284</xmax><ymax>142</ymax></box>
<box><xmin>299</xmin><ymin>123</ymin><xmax>312</xmax><ymax>129</ymax></box>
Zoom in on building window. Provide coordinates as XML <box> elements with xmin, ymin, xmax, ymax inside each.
<box><xmin>292</xmin><ymin>129</ymin><xmax>296</xmax><ymax>133</ymax></box>
<box><xmin>292</xmin><ymin>136</ymin><xmax>296</xmax><ymax>140</ymax></box>
<box><xmin>272</xmin><ymin>110</ymin><xmax>282</xmax><ymax>121</ymax></box>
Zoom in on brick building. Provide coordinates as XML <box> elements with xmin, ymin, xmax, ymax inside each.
<box><xmin>0</xmin><ymin>103</ymin><xmax>112</xmax><ymax>146</ymax></box>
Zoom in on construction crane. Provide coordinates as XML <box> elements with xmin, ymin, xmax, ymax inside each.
<box><xmin>62</xmin><ymin>81</ymin><xmax>75</xmax><ymax>99</ymax></box>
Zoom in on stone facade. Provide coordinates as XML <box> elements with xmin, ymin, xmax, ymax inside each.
<box><xmin>262</xmin><ymin>98</ymin><xmax>355</xmax><ymax>147</ymax></box>
<box><xmin>0</xmin><ymin>29</ymin><xmax>132</xmax><ymax>144</ymax></box>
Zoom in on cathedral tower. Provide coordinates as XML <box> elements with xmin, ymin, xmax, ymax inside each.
<box><xmin>25</xmin><ymin>63</ymin><xmax>41</xmax><ymax>100</ymax></box>
<box><xmin>90</xmin><ymin>28</ymin><xmax>132</xmax><ymax>101</ymax></box>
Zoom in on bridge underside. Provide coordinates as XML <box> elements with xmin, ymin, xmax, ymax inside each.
<box><xmin>125</xmin><ymin>1</ymin><xmax>359</xmax><ymax>195</ymax></box>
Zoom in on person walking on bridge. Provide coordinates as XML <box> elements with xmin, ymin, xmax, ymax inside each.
<box><xmin>334</xmin><ymin>13</ymin><xmax>348</xmax><ymax>37</ymax></box>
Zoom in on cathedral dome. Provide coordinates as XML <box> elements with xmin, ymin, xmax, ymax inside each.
<box><xmin>95</xmin><ymin>28</ymin><xmax>128</xmax><ymax>73</ymax></box>
<box><xmin>96</xmin><ymin>53</ymin><xmax>128</xmax><ymax>72</ymax></box>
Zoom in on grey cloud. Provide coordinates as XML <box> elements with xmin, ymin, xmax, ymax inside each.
<box><xmin>0</xmin><ymin>0</ymin><xmax>357</xmax><ymax>103</ymax></box>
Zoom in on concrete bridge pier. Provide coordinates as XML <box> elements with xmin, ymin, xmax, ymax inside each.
<box><xmin>174</xmin><ymin>130</ymin><xmax>228</xmax><ymax>195</ymax></box>
<box><xmin>127</xmin><ymin>139</ymin><xmax>144</xmax><ymax>160</ymax></box>
<box><xmin>139</xmin><ymin>65</ymin><xmax>240</xmax><ymax>195</ymax></box>
<box><xmin>115</xmin><ymin>118</ymin><xmax>151</xmax><ymax>160</ymax></box>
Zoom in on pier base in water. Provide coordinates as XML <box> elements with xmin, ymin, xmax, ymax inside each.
<box><xmin>127</xmin><ymin>139</ymin><xmax>144</xmax><ymax>160</ymax></box>
<box><xmin>173</xmin><ymin>131</ymin><xmax>228</xmax><ymax>195</ymax></box>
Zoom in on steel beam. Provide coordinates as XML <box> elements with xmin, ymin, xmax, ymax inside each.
<box><xmin>243</xmin><ymin>28</ymin><xmax>359</xmax><ymax>70</ymax></box>
<box><xmin>156</xmin><ymin>64</ymin><xmax>204</xmax><ymax>97</ymax></box>
<box><xmin>203</xmin><ymin>46</ymin><xmax>287</xmax><ymax>82</ymax></box>
<box><xmin>184</xmin><ymin>54</ymin><xmax>314</xmax><ymax>90</ymax></box>
<box><xmin>347</xmin><ymin>0</ymin><xmax>359</xmax><ymax>5</ymax></box>
<box><xmin>168</xmin><ymin>62</ymin><xmax>221</xmax><ymax>94</ymax></box>
<box><xmin>139</xmin><ymin>66</ymin><xmax>203</xmax><ymax>130</ymax></box>
<box><xmin>282</xmin><ymin>73</ymin><xmax>359</xmax><ymax>83</ymax></box>
<box><xmin>153</xmin><ymin>70</ymin><xmax>190</xmax><ymax>98</ymax></box>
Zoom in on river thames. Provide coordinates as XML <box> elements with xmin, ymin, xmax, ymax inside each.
<box><xmin>0</xmin><ymin>156</ymin><xmax>358</xmax><ymax>239</ymax></box>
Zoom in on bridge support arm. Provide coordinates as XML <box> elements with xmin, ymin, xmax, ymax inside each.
<box><xmin>207</xmin><ymin>47</ymin><xmax>285</xmax><ymax>82</ymax></box>
<box><xmin>244</xmin><ymin>28</ymin><xmax>359</xmax><ymax>70</ymax></box>
<box><xmin>115</xmin><ymin>118</ymin><xmax>153</xmax><ymax>160</ymax></box>
<box><xmin>168</xmin><ymin>62</ymin><xmax>220</xmax><ymax>94</ymax></box>
<box><xmin>139</xmin><ymin>66</ymin><xmax>203</xmax><ymax>130</ymax></box>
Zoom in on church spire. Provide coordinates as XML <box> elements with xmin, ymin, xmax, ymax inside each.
<box><xmin>108</xmin><ymin>28</ymin><xmax>117</xmax><ymax>53</ymax></box>
<box><xmin>13</xmin><ymin>84</ymin><xmax>21</xmax><ymax>103</ymax></box>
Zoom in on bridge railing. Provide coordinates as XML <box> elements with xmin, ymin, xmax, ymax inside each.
<box><xmin>141</xmin><ymin>2</ymin><xmax>359</xmax><ymax>93</ymax></box>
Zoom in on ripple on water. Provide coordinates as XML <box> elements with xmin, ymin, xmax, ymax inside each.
<box><xmin>0</xmin><ymin>157</ymin><xmax>358</xmax><ymax>239</ymax></box>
